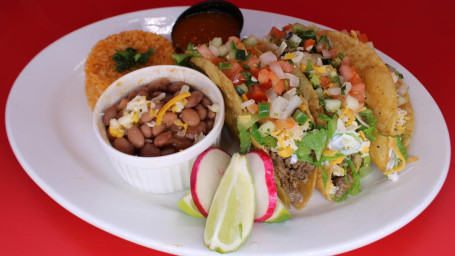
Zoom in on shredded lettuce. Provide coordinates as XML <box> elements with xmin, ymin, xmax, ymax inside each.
<box><xmin>295</xmin><ymin>129</ymin><xmax>328</xmax><ymax>163</ymax></box>
<box><xmin>396</xmin><ymin>137</ymin><xmax>408</xmax><ymax>160</ymax></box>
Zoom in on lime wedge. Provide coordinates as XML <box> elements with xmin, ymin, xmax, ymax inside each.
<box><xmin>177</xmin><ymin>190</ymin><xmax>204</xmax><ymax>218</ymax></box>
<box><xmin>203</xmin><ymin>153</ymin><xmax>255</xmax><ymax>253</ymax></box>
<box><xmin>264</xmin><ymin>198</ymin><xmax>292</xmax><ymax>223</ymax></box>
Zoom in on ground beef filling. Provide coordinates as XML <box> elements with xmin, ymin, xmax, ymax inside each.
<box><xmin>267</xmin><ymin>149</ymin><xmax>315</xmax><ymax>205</ymax></box>
<box><xmin>332</xmin><ymin>173</ymin><xmax>353</xmax><ymax>199</ymax></box>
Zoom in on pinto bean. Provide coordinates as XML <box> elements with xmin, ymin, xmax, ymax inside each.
<box><xmin>207</xmin><ymin>109</ymin><xmax>216</xmax><ymax>119</ymax></box>
<box><xmin>168</xmin><ymin>81</ymin><xmax>185</xmax><ymax>93</ymax></box>
<box><xmin>181</xmin><ymin>109</ymin><xmax>200</xmax><ymax>126</ymax></box>
<box><xmin>171</xmin><ymin>135</ymin><xmax>193</xmax><ymax>150</ymax></box>
<box><xmin>127</xmin><ymin>91</ymin><xmax>137</xmax><ymax>100</ymax></box>
<box><xmin>136</xmin><ymin>90</ymin><xmax>149</xmax><ymax>98</ymax></box>
<box><xmin>127</xmin><ymin>126</ymin><xmax>145</xmax><ymax>148</ymax></box>
<box><xmin>161</xmin><ymin>147</ymin><xmax>176</xmax><ymax>156</ymax></box>
<box><xmin>140</xmin><ymin>111</ymin><xmax>154</xmax><ymax>124</ymax></box>
<box><xmin>162</xmin><ymin>112</ymin><xmax>177</xmax><ymax>127</ymax></box>
<box><xmin>151</xmin><ymin>123</ymin><xmax>167</xmax><ymax>137</ymax></box>
<box><xmin>206</xmin><ymin>119</ymin><xmax>214</xmax><ymax>131</ymax></box>
<box><xmin>140</xmin><ymin>143</ymin><xmax>161</xmax><ymax>157</ymax></box>
<box><xmin>163</xmin><ymin>94</ymin><xmax>173</xmax><ymax>103</ymax></box>
<box><xmin>185</xmin><ymin>91</ymin><xmax>203</xmax><ymax>108</ymax></box>
<box><xmin>140</xmin><ymin>124</ymin><xmax>152</xmax><ymax>138</ymax></box>
<box><xmin>197</xmin><ymin>121</ymin><xmax>207</xmax><ymax>134</ymax></box>
<box><xmin>151</xmin><ymin>91</ymin><xmax>164</xmax><ymax>98</ymax></box>
<box><xmin>185</xmin><ymin>126</ymin><xmax>199</xmax><ymax>140</ymax></box>
<box><xmin>154</xmin><ymin>131</ymin><xmax>173</xmax><ymax>147</ymax></box>
<box><xmin>113</xmin><ymin>137</ymin><xmax>134</xmax><ymax>155</ymax></box>
<box><xmin>103</xmin><ymin>106</ymin><xmax>117</xmax><ymax>126</ymax></box>
<box><xmin>195</xmin><ymin>104</ymin><xmax>207</xmax><ymax>120</ymax></box>
<box><xmin>117</xmin><ymin>98</ymin><xmax>129</xmax><ymax>110</ymax></box>
<box><xmin>201</xmin><ymin>97</ymin><xmax>212</xmax><ymax>107</ymax></box>
<box><xmin>147</xmin><ymin>78</ymin><xmax>170</xmax><ymax>92</ymax></box>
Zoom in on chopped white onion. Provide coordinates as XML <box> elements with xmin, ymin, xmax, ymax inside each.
<box><xmin>397</xmin><ymin>82</ymin><xmax>409</xmax><ymax>96</ymax></box>
<box><xmin>344</xmin><ymin>95</ymin><xmax>360</xmax><ymax>112</ymax></box>
<box><xmin>151</xmin><ymin>92</ymin><xmax>166</xmax><ymax>102</ymax></box>
<box><xmin>283</xmin><ymin>87</ymin><xmax>297</xmax><ymax>100</ymax></box>
<box><xmin>270</xmin><ymin>96</ymin><xmax>288</xmax><ymax>119</ymax></box>
<box><xmin>276</xmin><ymin>41</ymin><xmax>287</xmax><ymax>57</ymax></box>
<box><xmin>327</xmin><ymin>87</ymin><xmax>341</xmax><ymax>96</ymax></box>
<box><xmin>285</xmin><ymin>73</ymin><xmax>299</xmax><ymax>88</ymax></box>
<box><xmin>265</xmin><ymin>88</ymin><xmax>278</xmax><ymax>102</ymax></box>
<box><xmin>207</xmin><ymin>103</ymin><xmax>221</xmax><ymax>113</ymax></box>
<box><xmin>281</xmin><ymin>95</ymin><xmax>302</xmax><ymax>119</ymax></box>
<box><xmin>209</xmin><ymin>45</ymin><xmax>219</xmax><ymax>56</ymax></box>
<box><xmin>179</xmin><ymin>85</ymin><xmax>190</xmax><ymax>94</ymax></box>
<box><xmin>289</xmin><ymin>51</ymin><xmax>304</xmax><ymax>65</ymax></box>
<box><xmin>260</xmin><ymin>51</ymin><xmax>278</xmax><ymax>66</ymax></box>
<box><xmin>290</xmin><ymin>34</ymin><xmax>302</xmax><ymax>44</ymax></box>
<box><xmin>269</xmin><ymin>61</ymin><xmax>285</xmax><ymax>79</ymax></box>
<box><xmin>241</xmin><ymin>99</ymin><xmax>255</xmax><ymax>109</ymax></box>
<box><xmin>322</xmin><ymin>49</ymin><xmax>332</xmax><ymax>58</ymax></box>
<box><xmin>342</xmin><ymin>81</ymin><xmax>352</xmax><ymax>95</ymax></box>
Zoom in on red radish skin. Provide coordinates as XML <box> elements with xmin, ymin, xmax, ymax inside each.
<box><xmin>190</xmin><ymin>147</ymin><xmax>231</xmax><ymax>217</ymax></box>
<box><xmin>245</xmin><ymin>150</ymin><xmax>277</xmax><ymax>222</ymax></box>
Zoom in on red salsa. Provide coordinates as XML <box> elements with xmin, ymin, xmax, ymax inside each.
<box><xmin>172</xmin><ymin>12</ymin><xmax>240</xmax><ymax>52</ymax></box>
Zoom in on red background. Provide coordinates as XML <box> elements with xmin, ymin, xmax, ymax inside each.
<box><xmin>1</xmin><ymin>0</ymin><xmax>453</xmax><ymax>255</ymax></box>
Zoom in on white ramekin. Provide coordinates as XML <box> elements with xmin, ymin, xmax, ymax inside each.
<box><xmin>92</xmin><ymin>65</ymin><xmax>225</xmax><ymax>193</ymax></box>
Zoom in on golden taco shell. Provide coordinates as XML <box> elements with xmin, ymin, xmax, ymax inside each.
<box><xmin>320</xmin><ymin>30</ymin><xmax>414</xmax><ymax>173</ymax></box>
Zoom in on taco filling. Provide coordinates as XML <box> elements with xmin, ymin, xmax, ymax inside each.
<box><xmin>256</xmin><ymin>23</ymin><xmax>375</xmax><ymax>201</ymax></box>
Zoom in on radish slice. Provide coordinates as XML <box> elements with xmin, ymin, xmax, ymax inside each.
<box><xmin>245</xmin><ymin>150</ymin><xmax>277</xmax><ymax>222</ymax></box>
<box><xmin>190</xmin><ymin>147</ymin><xmax>231</xmax><ymax>217</ymax></box>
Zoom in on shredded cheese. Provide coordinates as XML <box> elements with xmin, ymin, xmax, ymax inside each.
<box><xmin>155</xmin><ymin>92</ymin><xmax>191</xmax><ymax>125</ymax></box>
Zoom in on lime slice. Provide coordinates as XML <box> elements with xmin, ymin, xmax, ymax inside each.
<box><xmin>203</xmin><ymin>153</ymin><xmax>256</xmax><ymax>253</ymax></box>
<box><xmin>177</xmin><ymin>190</ymin><xmax>204</xmax><ymax>218</ymax></box>
<box><xmin>264</xmin><ymin>198</ymin><xmax>292</xmax><ymax>223</ymax></box>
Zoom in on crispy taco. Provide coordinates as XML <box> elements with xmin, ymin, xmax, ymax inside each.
<box><xmin>175</xmin><ymin>36</ymin><xmax>320</xmax><ymax>210</ymax></box>
<box><xmin>320</xmin><ymin>29</ymin><xmax>415</xmax><ymax>179</ymax></box>
<box><xmin>256</xmin><ymin>23</ymin><xmax>376</xmax><ymax>201</ymax></box>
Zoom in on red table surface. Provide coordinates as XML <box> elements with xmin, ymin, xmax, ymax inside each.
<box><xmin>1</xmin><ymin>0</ymin><xmax>453</xmax><ymax>255</ymax></box>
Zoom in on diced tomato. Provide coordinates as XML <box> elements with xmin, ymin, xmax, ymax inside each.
<box><xmin>258</xmin><ymin>69</ymin><xmax>270</xmax><ymax>84</ymax></box>
<box><xmin>349</xmin><ymin>66</ymin><xmax>362</xmax><ymax>83</ymax></box>
<box><xmin>304</xmin><ymin>39</ymin><xmax>315</xmax><ymax>49</ymax></box>
<box><xmin>259</xmin><ymin>81</ymin><xmax>273</xmax><ymax>90</ymax></box>
<box><xmin>358</xmin><ymin>33</ymin><xmax>369</xmax><ymax>43</ymax></box>
<box><xmin>268</xmin><ymin>70</ymin><xmax>280</xmax><ymax>82</ymax></box>
<box><xmin>272</xmin><ymin>79</ymin><xmax>286</xmax><ymax>95</ymax></box>
<box><xmin>319</xmin><ymin>76</ymin><xmax>331</xmax><ymax>88</ymax></box>
<box><xmin>196</xmin><ymin>44</ymin><xmax>218</xmax><ymax>63</ymax></box>
<box><xmin>328</xmin><ymin>49</ymin><xmax>338</xmax><ymax>58</ymax></box>
<box><xmin>221</xmin><ymin>61</ymin><xmax>243</xmax><ymax>81</ymax></box>
<box><xmin>273</xmin><ymin>117</ymin><xmax>298</xmax><ymax>130</ymax></box>
<box><xmin>269</xmin><ymin>26</ymin><xmax>286</xmax><ymax>42</ymax></box>
<box><xmin>278</xmin><ymin>60</ymin><xmax>294</xmax><ymax>73</ymax></box>
<box><xmin>227</xmin><ymin>36</ymin><xmax>241</xmax><ymax>45</ymax></box>
<box><xmin>247</xmin><ymin>56</ymin><xmax>261</xmax><ymax>75</ymax></box>
<box><xmin>349</xmin><ymin>82</ymin><xmax>365</xmax><ymax>103</ymax></box>
<box><xmin>282</xmin><ymin>24</ymin><xmax>293</xmax><ymax>32</ymax></box>
<box><xmin>246</xmin><ymin>103</ymin><xmax>259</xmax><ymax>113</ymax></box>
<box><xmin>247</xmin><ymin>85</ymin><xmax>268</xmax><ymax>102</ymax></box>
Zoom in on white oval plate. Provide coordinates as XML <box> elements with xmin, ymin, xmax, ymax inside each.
<box><xmin>5</xmin><ymin>7</ymin><xmax>451</xmax><ymax>256</ymax></box>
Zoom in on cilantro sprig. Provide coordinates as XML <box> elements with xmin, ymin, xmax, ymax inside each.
<box><xmin>112</xmin><ymin>47</ymin><xmax>155</xmax><ymax>72</ymax></box>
